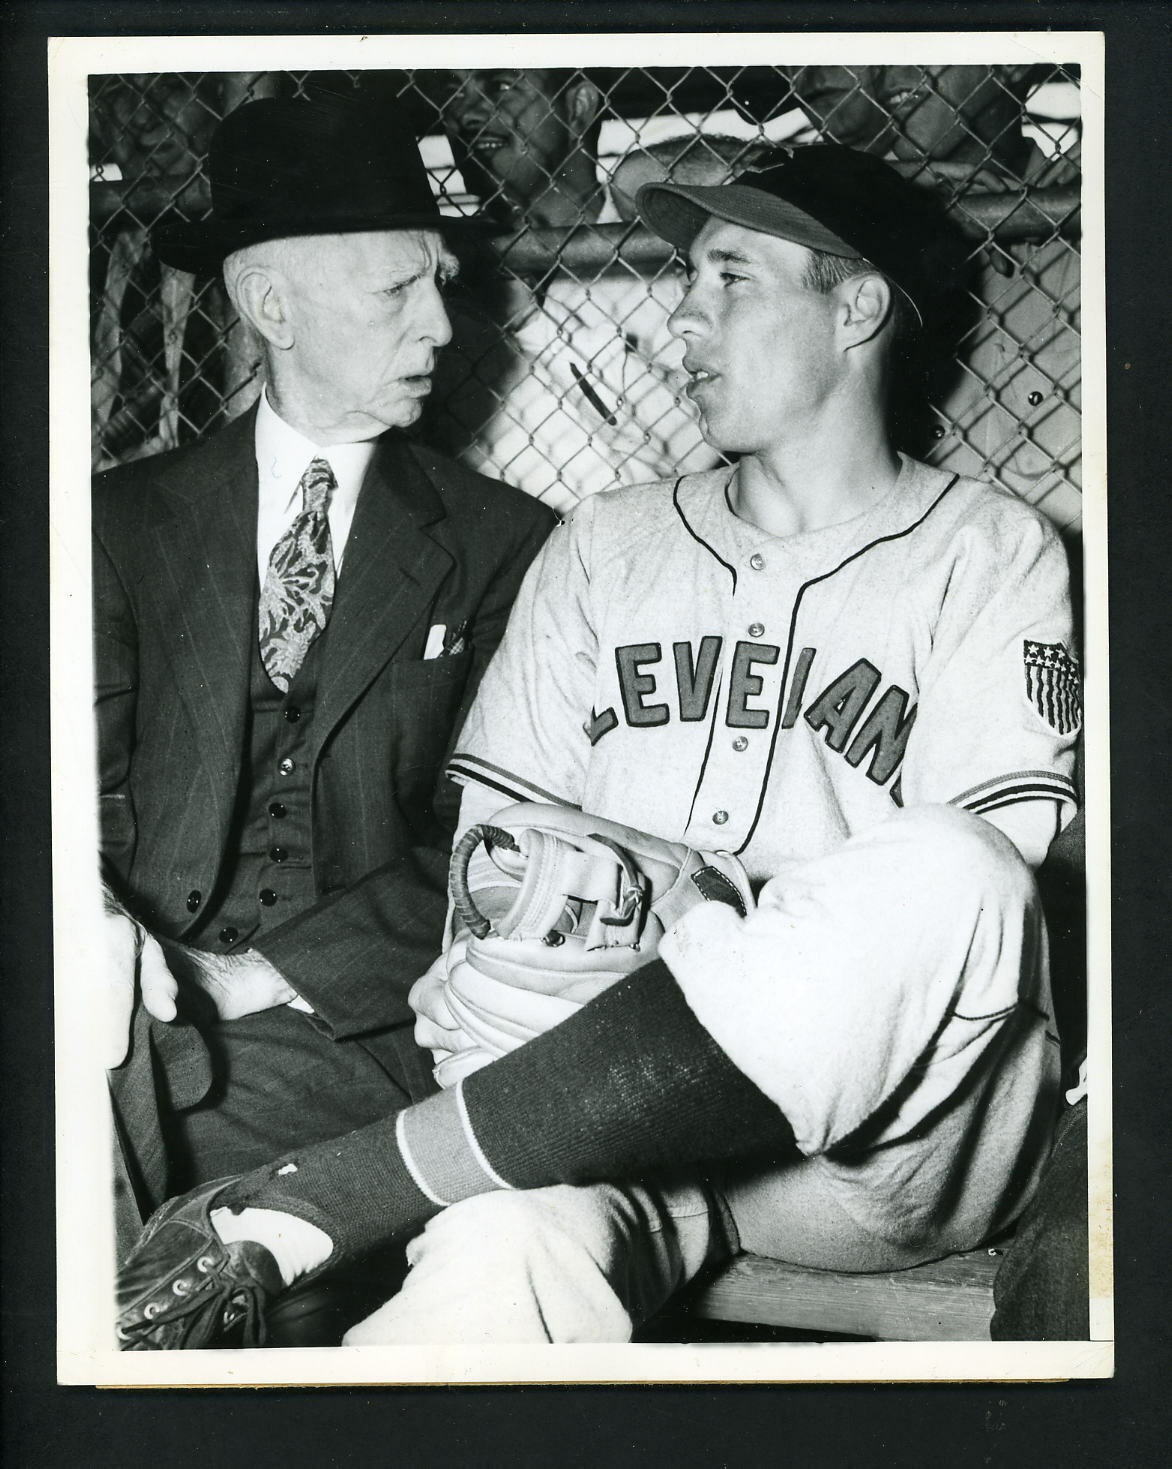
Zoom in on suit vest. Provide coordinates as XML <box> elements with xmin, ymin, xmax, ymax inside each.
<box><xmin>186</xmin><ymin>614</ymin><xmax>326</xmax><ymax>950</ymax></box>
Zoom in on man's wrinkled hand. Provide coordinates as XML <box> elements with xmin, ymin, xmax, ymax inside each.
<box><xmin>161</xmin><ymin>942</ymin><xmax>297</xmax><ymax>1022</ymax></box>
<box><xmin>102</xmin><ymin>906</ymin><xmax>178</xmax><ymax>1070</ymax></box>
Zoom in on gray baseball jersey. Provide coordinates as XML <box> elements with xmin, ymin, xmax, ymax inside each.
<box><xmin>448</xmin><ymin>455</ymin><xmax>1079</xmax><ymax>880</ymax></box>
<box><xmin>441</xmin><ymin>456</ymin><xmax>1077</xmax><ymax>1248</ymax></box>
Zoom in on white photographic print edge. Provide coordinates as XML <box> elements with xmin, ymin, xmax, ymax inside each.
<box><xmin>50</xmin><ymin>26</ymin><xmax>1111</xmax><ymax>1387</ymax></box>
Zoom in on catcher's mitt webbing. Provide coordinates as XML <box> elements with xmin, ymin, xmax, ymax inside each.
<box><xmin>450</xmin><ymin>822</ymin><xmax>648</xmax><ymax>945</ymax></box>
<box><xmin>451</xmin><ymin>824</ymin><xmax>518</xmax><ymax>938</ymax></box>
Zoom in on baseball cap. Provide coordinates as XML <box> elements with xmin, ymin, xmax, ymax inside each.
<box><xmin>637</xmin><ymin>144</ymin><xmax>964</xmax><ymax>326</ymax></box>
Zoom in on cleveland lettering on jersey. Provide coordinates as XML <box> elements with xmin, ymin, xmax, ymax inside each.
<box><xmin>589</xmin><ymin>639</ymin><xmax>917</xmax><ymax>790</ymax></box>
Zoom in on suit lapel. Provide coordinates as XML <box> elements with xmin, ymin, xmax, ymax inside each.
<box><xmin>148</xmin><ymin>413</ymin><xmax>258</xmax><ymax>818</ymax></box>
<box><xmin>314</xmin><ymin>438</ymin><xmax>454</xmax><ymax>743</ymax></box>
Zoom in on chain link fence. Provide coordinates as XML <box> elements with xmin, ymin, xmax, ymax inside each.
<box><xmin>89</xmin><ymin>64</ymin><xmax>1082</xmax><ymax>533</ymax></box>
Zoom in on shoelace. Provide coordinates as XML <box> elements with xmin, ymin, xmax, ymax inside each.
<box><xmin>118</xmin><ymin>1273</ymin><xmax>269</xmax><ymax>1350</ymax></box>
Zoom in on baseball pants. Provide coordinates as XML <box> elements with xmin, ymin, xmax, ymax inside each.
<box><xmin>343</xmin><ymin>806</ymin><xmax>1055</xmax><ymax>1344</ymax></box>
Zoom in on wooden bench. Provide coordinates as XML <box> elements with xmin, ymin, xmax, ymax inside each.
<box><xmin>687</xmin><ymin>1247</ymin><xmax>1003</xmax><ymax>1342</ymax></box>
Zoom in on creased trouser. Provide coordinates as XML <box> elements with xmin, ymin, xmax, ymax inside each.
<box><xmin>110</xmin><ymin>1002</ymin><xmax>422</xmax><ymax>1254</ymax></box>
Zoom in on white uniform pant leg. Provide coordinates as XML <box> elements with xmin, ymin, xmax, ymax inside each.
<box><xmin>665</xmin><ymin>804</ymin><xmax>1059</xmax><ymax>1261</ymax></box>
<box><xmin>719</xmin><ymin>1157</ymin><xmax>948</xmax><ymax>1272</ymax></box>
<box><xmin>342</xmin><ymin>1176</ymin><xmax>721</xmax><ymax>1345</ymax></box>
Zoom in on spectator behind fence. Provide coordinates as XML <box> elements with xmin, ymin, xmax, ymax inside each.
<box><xmin>425</xmin><ymin>69</ymin><xmax>743</xmax><ymax>511</ymax></box>
<box><xmin>95</xmin><ymin>94</ymin><xmax>554</xmax><ymax>1263</ymax></box>
<box><xmin>781</xmin><ymin>65</ymin><xmax>1082</xmax><ymax>537</ymax></box>
<box><xmin>90</xmin><ymin>74</ymin><xmax>233</xmax><ymax>469</ymax></box>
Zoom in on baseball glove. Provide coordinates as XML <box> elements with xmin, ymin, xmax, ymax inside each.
<box><xmin>432</xmin><ymin>802</ymin><xmax>753</xmax><ymax>1084</ymax></box>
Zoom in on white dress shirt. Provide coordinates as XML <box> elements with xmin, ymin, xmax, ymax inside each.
<box><xmin>254</xmin><ymin>392</ymin><xmax>377</xmax><ymax>584</ymax></box>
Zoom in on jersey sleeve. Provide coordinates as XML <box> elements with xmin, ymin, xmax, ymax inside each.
<box><xmin>446</xmin><ymin>504</ymin><xmax>600</xmax><ymax>811</ymax></box>
<box><xmin>900</xmin><ymin>505</ymin><xmax>1080</xmax><ymax>866</ymax></box>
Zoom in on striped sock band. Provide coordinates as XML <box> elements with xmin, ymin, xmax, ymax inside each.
<box><xmin>397</xmin><ymin>1082</ymin><xmax>515</xmax><ymax>1206</ymax></box>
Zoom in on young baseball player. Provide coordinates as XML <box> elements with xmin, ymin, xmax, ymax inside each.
<box><xmin>117</xmin><ymin>146</ymin><xmax>1080</xmax><ymax>1349</ymax></box>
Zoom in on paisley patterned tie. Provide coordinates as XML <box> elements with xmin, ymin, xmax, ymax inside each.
<box><xmin>258</xmin><ymin>457</ymin><xmax>337</xmax><ymax>692</ymax></box>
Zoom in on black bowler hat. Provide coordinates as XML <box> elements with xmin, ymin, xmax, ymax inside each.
<box><xmin>638</xmin><ymin>144</ymin><xmax>964</xmax><ymax>326</ymax></box>
<box><xmin>154</xmin><ymin>93</ymin><xmax>466</xmax><ymax>275</ymax></box>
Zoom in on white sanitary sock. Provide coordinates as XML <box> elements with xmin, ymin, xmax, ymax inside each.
<box><xmin>210</xmin><ymin>1206</ymin><xmax>332</xmax><ymax>1288</ymax></box>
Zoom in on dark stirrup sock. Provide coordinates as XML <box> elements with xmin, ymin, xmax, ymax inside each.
<box><xmin>222</xmin><ymin>961</ymin><xmax>791</xmax><ymax>1263</ymax></box>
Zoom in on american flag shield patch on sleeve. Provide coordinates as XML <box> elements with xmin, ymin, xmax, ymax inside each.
<box><xmin>1023</xmin><ymin>640</ymin><xmax>1082</xmax><ymax>734</ymax></box>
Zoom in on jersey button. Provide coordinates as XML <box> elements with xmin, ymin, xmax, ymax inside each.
<box><xmin>748</xmin><ymin>622</ymin><xmax>764</xmax><ymax>638</ymax></box>
<box><xmin>269</xmin><ymin>847</ymin><xmax>288</xmax><ymax>864</ymax></box>
<box><xmin>283</xmin><ymin>706</ymin><xmax>301</xmax><ymax>723</ymax></box>
<box><xmin>749</xmin><ymin>553</ymin><xmax>765</xmax><ymax>571</ymax></box>
<box><xmin>259</xmin><ymin>889</ymin><xmax>278</xmax><ymax>907</ymax></box>
<box><xmin>269</xmin><ymin>801</ymin><xmax>287</xmax><ymax>819</ymax></box>
<box><xmin>731</xmin><ymin>736</ymin><xmax>748</xmax><ymax>752</ymax></box>
<box><xmin>185</xmin><ymin>890</ymin><xmax>202</xmax><ymax>913</ymax></box>
<box><xmin>278</xmin><ymin>757</ymin><xmax>295</xmax><ymax>776</ymax></box>
<box><xmin>219</xmin><ymin>926</ymin><xmax>239</xmax><ymax>946</ymax></box>
<box><xmin>712</xmin><ymin>810</ymin><xmax>729</xmax><ymax>826</ymax></box>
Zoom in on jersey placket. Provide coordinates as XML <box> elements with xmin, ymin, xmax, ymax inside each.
<box><xmin>685</xmin><ymin>543</ymin><xmax>793</xmax><ymax>855</ymax></box>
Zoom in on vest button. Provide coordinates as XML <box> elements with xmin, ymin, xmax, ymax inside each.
<box><xmin>749</xmin><ymin>553</ymin><xmax>765</xmax><ymax>571</ymax></box>
<box><xmin>712</xmin><ymin>810</ymin><xmax>729</xmax><ymax>825</ymax></box>
<box><xmin>259</xmin><ymin>889</ymin><xmax>278</xmax><ymax>907</ymax></box>
<box><xmin>269</xmin><ymin>801</ymin><xmax>287</xmax><ymax>819</ymax></box>
<box><xmin>185</xmin><ymin>890</ymin><xmax>202</xmax><ymax>912</ymax></box>
<box><xmin>283</xmin><ymin>706</ymin><xmax>302</xmax><ymax>723</ymax></box>
<box><xmin>270</xmin><ymin>847</ymin><xmax>288</xmax><ymax>864</ymax></box>
<box><xmin>219</xmin><ymin>927</ymin><xmax>239</xmax><ymax>945</ymax></box>
<box><xmin>278</xmin><ymin>758</ymin><xmax>295</xmax><ymax>776</ymax></box>
<box><xmin>748</xmin><ymin>622</ymin><xmax>764</xmax><ymax>638</ymax></box>
<box><xmin>732</xmin><ymin>736</ymin><xmax>748</xmax><ymax>752</ymax></box>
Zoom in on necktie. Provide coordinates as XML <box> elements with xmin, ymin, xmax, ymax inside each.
<box><xmin>258</xmin><ymin>457</ymin><xmax>337</xmax><ymax>692</ymax></box>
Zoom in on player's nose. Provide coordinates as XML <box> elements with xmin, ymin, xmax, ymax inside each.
<box><xmin>668</xmin><ymin>283</ymin><xmax>707</xmax><ymax>340</ymax></box>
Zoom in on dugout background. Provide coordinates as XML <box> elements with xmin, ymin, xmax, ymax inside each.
<box><xmin>87</xmin><ymin>64</ymin><xmax>1082</xmax><ymax>531</ymax></box>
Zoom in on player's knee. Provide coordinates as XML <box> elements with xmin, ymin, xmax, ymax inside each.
<box><xmin>886</xmin><ymin>805</ymin><xmax>1035</xmax><ymax>913</ymax></box>
<box><xmin>422</xmin><ymin>1189</ymin><xmax>548</xmax><ymax>1244</ymax></box>
<box><xmin>412</xmin><ymin>1185</ymin><xmax>637</xmax><ymax>1272</ymax></box>
<box><xmin>409</xmin><ymin>1188</ymin><xmax>582</xmax><ymax>1263</ymax></box>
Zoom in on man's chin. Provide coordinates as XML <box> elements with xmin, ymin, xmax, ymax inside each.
<box><xmin>696</xmin><ymin>411</ymin><xmax>733</xmax><ymax>455</ymax></box>
<box><xmin>376</xmin><ymin>398</ymin><xmax>428</xmax><ymax>433</ymax></box>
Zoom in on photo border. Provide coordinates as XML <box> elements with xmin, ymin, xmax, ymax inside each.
<box><xmin>49</xmin><ymin>25</ymin><xmax>1111</xmax><ymax>1390</ymax></box>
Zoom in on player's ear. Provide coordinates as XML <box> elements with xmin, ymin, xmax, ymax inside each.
<box><xmin>838</xmin><ymin>272</ymin><xmax>892</xmax><ymax>350</ymax></box>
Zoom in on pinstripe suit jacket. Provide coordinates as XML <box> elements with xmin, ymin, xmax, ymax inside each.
<box><xmin>94</xmin><ymin>407</ymin><xmax>555</xmax><ymax>1070</ymax></box>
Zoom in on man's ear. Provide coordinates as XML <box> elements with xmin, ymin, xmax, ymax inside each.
<box><xmin>564</xmin><ymin>74</ymin><xmax>603</xmax><ymax>136</ymax></box>
<box><xmin>838</xmin><ymin>272</ymin><xmax>892</xmax><ymax>350</ymax></box>
<box><xmin>229</xmin><ymin>264</ymin><xmax>294</xmax><ymax>351</ymax></box>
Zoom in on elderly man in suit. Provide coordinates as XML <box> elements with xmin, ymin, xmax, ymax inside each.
<box><xmin>97</xmin><ymin>93</ymin><xmax>555</xmax><ymax>1246</ymax></box>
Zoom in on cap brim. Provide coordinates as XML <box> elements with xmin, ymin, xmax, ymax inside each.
<box><xmin>154</xmin><ymin>209</ymin><xmax>486</xmax><ymax>275</ymax></box>
<box><xmin>638</xmin><ymin>179</ymin><xmax>924</xmax><ymax>326</ymax></box>
<box><xmin>637</xmin><ymin>181</ymin><xmax>860</xmax><ymax>258</ymax></box>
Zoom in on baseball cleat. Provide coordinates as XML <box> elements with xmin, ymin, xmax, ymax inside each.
<box><xmin>116</xmin><ymin>1177</ymin><xmax>283</xmax><ymax>1350</ymax></box>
